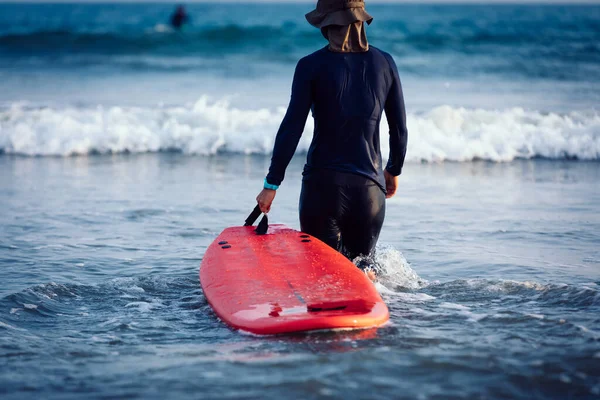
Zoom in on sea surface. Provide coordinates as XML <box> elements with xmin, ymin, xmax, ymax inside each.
<box><xmin>1</xmin><ymin>2</ymin><xmax>599</xmax><ymax>399</ymax></box>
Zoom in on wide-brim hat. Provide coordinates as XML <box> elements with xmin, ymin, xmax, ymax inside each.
<box><xmin>306</xmin><ymin>0</ymin><xmax>373</xmax><ymax>29</ymax></box>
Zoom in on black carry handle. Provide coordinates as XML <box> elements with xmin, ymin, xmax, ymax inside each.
<box><xmin>244</xmin><ymin>205</ymin><xmax>269</xmax><ymax>235</ymax></box>
<box><xmin>244</xmin><ymin>205</ymin><xmax>262</xmax><ymax>226</ymax></box>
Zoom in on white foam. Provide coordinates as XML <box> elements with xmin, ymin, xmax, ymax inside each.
<box><xmin>110</xmin><ymin>278</ymin><xmax>146</xmax><ymax>293</ymax></box>
<box><xmin>438</xmin><ymin>302</ymin><xmax>470</xmax><ymax>311</ymax></box>
<box><xmin>151</xmin><ymin>24</ymin><xmax>173</xmax><ymax>33</ymax></box>
<box><xmin>91</xmin><ymin>334</ymin><xmax>119</xmax><ymax>343</ymax></box>
<box><xmin>1</xmin><ymin>99</ymin><xmax>598</xmax><ymax>161</ymax></box>
<box><xmin>365</xmin><ymin>245</ymin><xmax>428</xmax><ymax>290</ymax></box>
<box><xmin>576</xmin><ymin>324</ymin><xmax>600</xmax><ymax>340</ymax></box>
<box><xmin>99</xmin><ymin>317</ymin><xmax>121</xmax><ymax>327</ymax></box>
<box><xmin>437</xmin><ymin>302</ymin><xmax>486</xmax><ymax>322</ymax></box>
<box><xmin>406</xmin><ymin>106</ymin><xmax>600</xmax><ymax>162</ymax></box>
<box><xmin>376</xmin><ymin>288</ymin><xmax>436</xmax><ymax>303</ymax></box>
<box><xmin>526</xmin><ymin>313</ymin><xmax>545</xmax><ymax>320</ymax></box>
<box><xmin>407</xmin><ymin>307</ymin><xmax>438</xmax><ymax>317</ymax></box>
<box><xmin>0</xmin><ymin>321</ymin><xmax>26</xmax><ymax>331</ymax></box>
<box><xmin>124</xmin><ymin>300</ymin><xmax>163</xmax><ymax>313</ymax></box>
<box><xmin>464</xmin><ymin>279</ymin><xmax>549</xmax><ymax>292</ymax></box>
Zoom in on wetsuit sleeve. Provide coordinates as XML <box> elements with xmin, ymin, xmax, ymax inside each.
<box><xmin>383</xmin><ymin>55</ymin><xmax>408</xmax><ymax>176</ymax></box>
<box><xmin>266</xmin><ymin>58</ymin><xmax>312</xmax><ymax>186</ymax></box>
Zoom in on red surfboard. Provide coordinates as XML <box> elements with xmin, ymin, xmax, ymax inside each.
<box><xmin>200</xmin><ymin>221</ymin><xmax>389</xmax><ymax>335</ymax></box>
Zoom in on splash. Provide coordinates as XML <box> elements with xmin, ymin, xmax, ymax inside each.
<box><xmin>354</xmin><ymin>244</ymin><xmax>428</xmax><ymax>291</ymax></box>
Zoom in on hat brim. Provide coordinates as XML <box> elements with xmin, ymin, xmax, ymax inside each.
<box><xmin>305</xmin><ymin>7</ymin><xmax>373</xmax><ymax>29</ymax></box>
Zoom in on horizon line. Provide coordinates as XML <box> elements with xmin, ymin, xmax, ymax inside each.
<box><xmin>2</xmin><ymin>0</ymin><xmax>600</xmax><ymax>4</ymax></box>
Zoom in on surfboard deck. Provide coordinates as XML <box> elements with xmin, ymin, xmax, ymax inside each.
<box><xmin>200</xmin><ymin>224</ymin><xmax>389</xmax><ymax>335</ymax></box>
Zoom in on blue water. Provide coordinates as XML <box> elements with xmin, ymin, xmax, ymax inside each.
<box><xmin>1</xmin><ymin>155</ymin><xmax>599</xmax><ymax>399</ymax></box>
<box><xmin>0</xmin><ymin>2</ymin><xmax>599</xmax><ymax>110</ymax></box>
<box><xmin>1</xmin><ymin>3</ymin><xmax>599</xmax><ymax>81</ymax></box>
<box><xmin>1</xmin><ymin>2</ymin><xmax>600</xmax><ymax>399</ymax></box>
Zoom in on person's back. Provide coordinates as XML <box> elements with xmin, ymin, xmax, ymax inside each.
<box><xmin>300</xmin><ymin>46</ymin><xmax>405</xmax><ymax>190</ymax></box>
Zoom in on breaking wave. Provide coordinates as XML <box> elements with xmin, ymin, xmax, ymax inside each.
<box><xmin>1</xmin><ymin>98</ymin><xmax>599</xmax><ymax>161</ymax></box>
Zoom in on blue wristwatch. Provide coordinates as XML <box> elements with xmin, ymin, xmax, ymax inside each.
<box><xmin>264</xmin><ymin>178</ymin><xmax>279</xmax><ymax>191</ymax></box>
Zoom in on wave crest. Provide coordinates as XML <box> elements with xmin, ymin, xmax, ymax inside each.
<box><xmin>1</xmin><ymin>98</ymin><xmax>598</xmax><ymax>161</ymax></box>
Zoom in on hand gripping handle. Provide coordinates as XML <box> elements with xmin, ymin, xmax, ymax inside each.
<box><xmin>244</xmin><ymin>205</ymin><xmax>268</xmax><ymax>235</ymax></box>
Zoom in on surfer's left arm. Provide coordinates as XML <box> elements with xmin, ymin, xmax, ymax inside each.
<box><xmin>383</xmin><ymin>53</ymin><xmax>408</xmax><ymax>199</ymax></box>
<box><xmin>258</xmin><ymin>57</ymin><xmax>312</xmax><ymax>212</ymax></box>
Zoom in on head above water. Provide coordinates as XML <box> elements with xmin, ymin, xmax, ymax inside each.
<box><xmin>305</xmin><ymin>0</ymin><xmax>373</xmax><ymax>29</ymax></box>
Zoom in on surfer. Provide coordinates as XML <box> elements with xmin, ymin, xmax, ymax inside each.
<box><xmin>170</xmin><ymin>5</ymin><xmax>189</xmax><ymax>30</ymax></box>
<box><xmin>256</xmin><ymin>0</ymin><xmax>408</xmax><ymax>266</ymax></box>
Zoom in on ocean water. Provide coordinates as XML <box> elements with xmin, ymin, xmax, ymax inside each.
<box><xmin>1</xmin><ymin>2</ymin><xmax>599</xmax><ymax>399</ymax></box>
<box><xmin>1</xmin><ymin>3</ymin><xmax>599</xmax><ymax>159</ymax></box>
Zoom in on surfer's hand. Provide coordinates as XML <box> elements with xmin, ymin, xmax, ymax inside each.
<box><xmin>257</xmin><ymin>189</ymin><xmax>276</xmax><ymax>213</ymax></box>
<box><xmin>384</xmin><ymin>169</ymin><xmax>399</xmax><ymax>199</ymax></box>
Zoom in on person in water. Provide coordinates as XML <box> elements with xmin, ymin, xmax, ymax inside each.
<box><xmin>256</xmin><ymin>0</ymin><xmax>408</xmax><ymax>266</ymax></box>
<box><xmin>170</xmin><ymin>5</ymin><xmax>189</xmax><ymax>30</ymax></box>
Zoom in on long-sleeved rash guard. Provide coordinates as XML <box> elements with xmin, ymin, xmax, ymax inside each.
<box><xmin>266</xmin><ymin>46</ymin><xmax>408</xmax><ymax>192</ymax></box>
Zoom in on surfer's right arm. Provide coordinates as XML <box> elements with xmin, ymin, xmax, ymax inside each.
<box><xmin>264</xmin><ymin>56</ymin><xmax>313</xmax><ymax>189</ymax></box>
<box><xmin>383</xmin><ymin>53</ymin><xmax>408</xmax><ymax>199</ymax></box>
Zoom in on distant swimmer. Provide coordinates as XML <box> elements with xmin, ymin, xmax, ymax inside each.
<box><xmin>170</xmin><ymin>5</ymin><xmax>189</xmax><ymax>30</ymax></box>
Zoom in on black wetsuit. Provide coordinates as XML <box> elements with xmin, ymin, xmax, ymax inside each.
<box><xmin>266</xmin><ymin>46</ymin><xmax>408</xmax><ymax>258</ymax></box>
